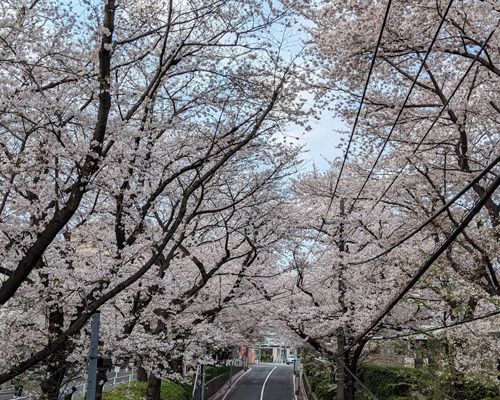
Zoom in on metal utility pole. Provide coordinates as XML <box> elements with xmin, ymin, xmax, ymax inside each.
<box><xmin>336</xmin><ymin>199</ymin><xmax>346</xmax><ymax>400</ymax></box>
<box><xmin>200</xmin><ymin>365</ymin><xmax>206</xmax><ymax>400</ymax></box>
<box><xmin>229</xmin><ymin>347</ymin><xmax>237</xmax><ymax>387</ymax></box>
<box><xmin>85</xmin><ymin>311</ymin><xmax>101</xmax><ymax>400</ymax></box>
<box><xmin>336</xmin><ymin>334</ymin><xmax>346</xmax><ymax>400</ymax></box>
<box><xmin>229</xmin><ymin>358</ymin><xmax>234</xmax><ymax>387</ymax></box>
<box><xmin>191</xmin><ymin>365</ymin><xmax>200</xmax><ymax>400</ymax></box>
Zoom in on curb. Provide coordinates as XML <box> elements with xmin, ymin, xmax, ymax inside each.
<box><xmin>208</xmin><ymin>368</ymin><xmax>251</xmax><ymax>400</ymax></box>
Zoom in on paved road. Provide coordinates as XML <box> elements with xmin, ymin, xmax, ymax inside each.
<box><xmin>225</xmin><ymin>364</ymin><xmax>294</xmax><ymax>400</ymax></box>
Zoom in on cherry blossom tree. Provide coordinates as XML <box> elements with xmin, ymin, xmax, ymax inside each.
<box><xmin>0</xmin><ymin>0</ymin><xmax>310</xmax><ymax>397</ymax></box>
<box><xmin>275</xmin><ymin>1</ymin><xmax>499</xmax><ymax>396</ymax></box>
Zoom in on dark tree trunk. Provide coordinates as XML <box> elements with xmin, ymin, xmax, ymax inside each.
<box><xmin>344</xmin><ymin>340</ymin><xmax>367</xmax><ymax>400</ymax></box>
<box><xmin>146</xmin><ymin>374</ymin><xmax>161</xmax><ymax>400</ymax></box>
<box><xmin>40</xmin><ymin>274</ymin><xmax>67</xmax><ymax>400</ymax></box>
<box><xmin>168</xmin><ymin>355</ymin><xmax>184</xmax><ymax>375</ymax></box>
<box><xmin>415</xmin><ymin>346</ymin><xmax>424</xmax><ymax>368</ymax></box>
<box><xmin>40</xmin><ymin>351</ymin><xmax>66</xmax><ymax>400</ymax></box>
<box><xmin>95</xmin><ymin>364</ymin><xmax>109</xmax><ymax>400</ymax></box>
<box><xmin>137</xmin><ymin>365</ymin><xmax>148</xmax><ymax>382</ymax></box>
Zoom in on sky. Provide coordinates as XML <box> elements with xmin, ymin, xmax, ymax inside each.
<box><xmin>282</xmin><ymin>104</ymin><xmax>346</xmax><ymax>173</ymax></box>
<box><xmin>297</xmin><ymin>112</ymin><xmax>345</xmax><ymax>171</ymax></box>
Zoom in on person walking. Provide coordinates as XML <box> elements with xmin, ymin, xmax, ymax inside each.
<box><xmin>64</xmin><ymin>386</ymin><xmax>77</xmax><ymax>400</ymax></box>
<box><xmin>12</xmin><ymin>378</ymin><xmax>23</xmax><ymax>398</ymax></box>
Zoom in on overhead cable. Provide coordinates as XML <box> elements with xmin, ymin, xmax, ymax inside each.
<box><xmin>369</xmin><ymin>308</ymin><xmax>500</xmax><ymax>340</ymax></box>
<box><xmin>350</xmin><ymin>155</ymin><xmax>499</xmax><ymax>266</ymax></box>
<box><xmin>345</xmin><ymin>171</ymin><xmax>500</xmax><ymax>353</ymax></box>
<box><xmin>348</xmin><ymin>0</ymin><xmax>455</xmax><ymax>213</ymax></box>
<box><xmin>374</xmin><ymin>29</ymin><xmax>497</xmax><ymax>206</ymax></box>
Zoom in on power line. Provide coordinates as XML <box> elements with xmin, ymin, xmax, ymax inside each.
<box><xmin>349</xmin><ymin>154</ymin><xmax>499</xmax><ymax>266</ymax></box>
<box><xmin>296</xmin><ymin>0</ymin><xmax>394</xmax><ymax>294</ymax></box>
<box><xmin>338</xmin><ymin>359</ymin><xmax>380</xmax><ymax>400</ymax></box>
<box><xmin>344</xmin><ymin>171</ymin><xmax>500</xmax><ymax>353</ymax></box>
<box><xmin>325</xmin><ymin>0</ymin><xmax>393</xmax><ymax>215</ymax></box>
<box><xmin>314</xmin><ymin>357</ymin><xmax>380</xmax><ymax>400</ymax></box>
<box><xmin>348</xmin><ymin>0</ymin><xmax>455</xmax><ymax>213</ymax></box>
<box><xmin>369</xmin><ymin>308</ymin><xmax>500</xmax><ymax>340</ymax></box>
<box><xmin>374</xmin><ymin>28</ymin><xmax>497</xmax><ymax>206</ymax></box>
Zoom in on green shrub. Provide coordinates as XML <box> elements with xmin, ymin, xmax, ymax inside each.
<box><xmin>204</xmin><ymin>365</ymin><xmax>231</xmax><ymax>381</ymax></box>
<box><xmin>359</xmin><ymin>364</ymin><xmax>422</xmax><ymax>399</ymax></box>
<box><xmin>100</xmin><ymin>380</ymin><xmax>189</xmax><ymax>400</ymax></box>
<box><xmin>359</xmin><ymin>364</ymin><xmax>500</xmax><ymax>400</ymax></box>
<box><xmin>449</xmin><ymin>376</ymin><xmax>500</xmax><ymax>400</ymax></box>
<box><xmin>307</xmin><ymin>375</ymin><xmax>333</xmax><ymax>400</ymax></box>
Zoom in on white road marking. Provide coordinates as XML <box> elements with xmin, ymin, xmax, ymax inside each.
<box><xmin>259</xmin><ymin>366</ymin><xmax>277</xmax><ymax>400</ymax></box>
<box><xmin>221</xmin><ymin>368</ymin><xmax>252</xmax><ymax>400</ymax></box>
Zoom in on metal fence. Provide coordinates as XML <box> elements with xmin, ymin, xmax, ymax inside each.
<box><xmin>0</xmin><ymin>368</ymin><xmax>136</xmax><ymax>400</ymax></box>
<box><xmin>192</xmin><ymin>366</ymin><xmax>243</xmax><ymax>400</ymax></box>
<box><xmin>300</xmin><ymin>371</ymin><xmax>318</xmax><ymax>400</ymax></box>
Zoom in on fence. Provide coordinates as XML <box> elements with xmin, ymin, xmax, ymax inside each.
<box><xmin>300</xmin><ymin>371</ymin><xmax>318</xmax><ymax>400</ymax></box>
<box><xmin>0</xmin><ymin>367</ymin><xmax>136</xmax><ymax>400</ymax></box>
<box><xmin>192</xmin><ymin>366</ymin><xmax>243</xmax><ymax>400</ymax></box>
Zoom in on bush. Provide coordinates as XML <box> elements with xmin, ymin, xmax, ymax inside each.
<box><xmin>359</xmin><ymin>364</ymin><xmax>500</xmax><ymax>400</ymax></box>
<box><xmin>359</xmin><ymin>364</ymin><xmax>422</xmax><ymax>399</ymax></box>
<box><xmin>100</xmin><ymin>380</ymin><xmax>190</xmax><ymax>400</ymax></box>
<box><xmin>307</xmin><ymin>375</ymin><xmax>333</xmax><ymax>400</ymax></box>
<box><xmin>449</xmin><ymin>377</ymin><xmax>500</xmax><ymax>400</ymax></box>
<box><xmin>204</xmin><ymin>365</ymin><xmax>231</xmax><ymax>381</ymax></box>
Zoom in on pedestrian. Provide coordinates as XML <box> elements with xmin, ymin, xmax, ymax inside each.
<box><xmin>12</xmin><ymin>378</ymin><xmax>23</xmax><ymax>398</ymax></box>
<box><xmin>64</xmin><ymin>386</ymin><xmax>77</xmax><ymax>400</ymax></box>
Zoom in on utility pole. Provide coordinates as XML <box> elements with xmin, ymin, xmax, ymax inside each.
<box><xmin>229</xmin><ymin>357</ymin><xmax>233</xmax><ymax>388</ymax></box>
<box><xmin>191</xmin><ymin>365</ymin><xmax>200</xmax><ymax>400</ymax></box>
<box><xmin>336</xmin><ymin>335</ymin><xmax>345</xmax><ymax>400</ymax></box>
<box><xmin>85</xmin><ymin>311</ymin><xmax>100</xmax><ymax>400</ymax></box>
<box><xmin>229</xmin><ymin>347</ymin><xmax>237</xmax><ymax>387</ymax></box>
<box><xmin>336</xmin><ymin>198</ymin><xmax>346</xmax><ymax>400</ymax></box>
<box><xmin>200</xmin><ymin>365</ymin><xmax>206</xmax><ymax>400</ymax></box>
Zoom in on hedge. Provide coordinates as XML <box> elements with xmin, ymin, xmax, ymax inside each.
<box><xmin>302</xmin><ymin>363</ymin><xmax>500</xmax><ymax>400</ymax></box>
<box><xmin>100</xmin><ymin>380</ymin><xmax>190</xmax><ymax>400</ymax></box>
<box><xmin>358</xmin><ymin>364</ymin><xmax>500</xmax><ymax>400</ymax></box>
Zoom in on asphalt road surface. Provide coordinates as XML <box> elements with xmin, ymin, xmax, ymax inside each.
<box><xmin>224</xmin><ymin>364</ymin><xmax>295</xmax><ymax>400</ymax></box>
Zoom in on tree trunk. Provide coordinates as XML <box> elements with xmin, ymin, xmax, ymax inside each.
<box><xmin>168</xmin><ymin>355</ymin><xmax>184</xmax><ymax>375</ymax></box>
<box><xmin>344</xmin><ymin>340</ymin><xmax>367</xmax><ymax>400</ymax></box>
<box><xmin>146</xmin><ymin>374</ymin><xmax>161</xmax><ymax>400</ymax></box>
<box><xmin>95</xmin><ymin>364</ymin><xmax>109</xmax><ymax>400</ymax></box>
<box><xmin>40</xmin><ymin>278</ymin><xmax>66</xmax><ymax>400</ymax></box>
<box><xmin>137</xmin><ymin>365</ymin><xmax>148</xmax><ymax>382</ymax></box>
<box><xmin>40</xmin><ymin>352</ymin><xmax>66</xmax><ymax>400</ymax></box>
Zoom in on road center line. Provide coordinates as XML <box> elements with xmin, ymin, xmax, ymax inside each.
<box><xmin>260</xmin><ymin>366</ymin><xmax>277</xmax><ymax>400</ymax></box>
